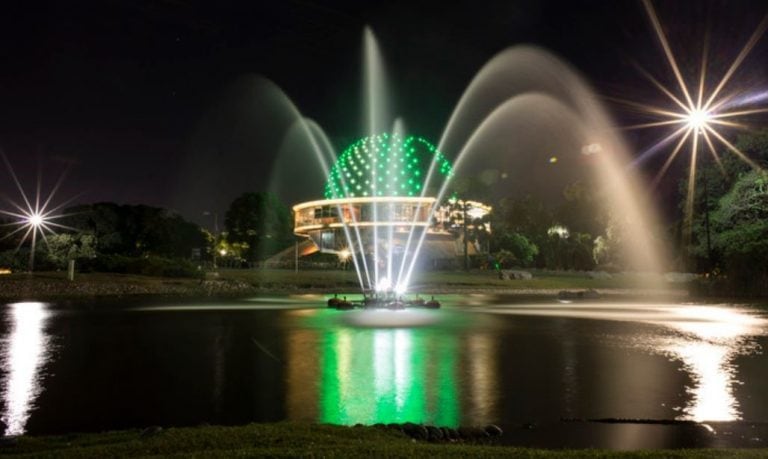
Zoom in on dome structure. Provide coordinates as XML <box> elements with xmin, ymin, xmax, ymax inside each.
<box><xmin>293</xmin><ymin>133</ymin><xmax>484</xmax><ymax>294</ymax></box>
<box><xmin>324</xmin><ymin>133</ymin><xmax>453</xmax><ymax>199</ymax></box>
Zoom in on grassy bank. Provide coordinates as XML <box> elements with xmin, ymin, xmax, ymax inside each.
<box><xmin>0</xmin><ymin>269</ymin><xmax>688</xmax><ymax>302</ymax></box>
<box><xmin>1</xmin><ymin>423</ymin><xmax>763</xmax><ymax>458</ymax></box>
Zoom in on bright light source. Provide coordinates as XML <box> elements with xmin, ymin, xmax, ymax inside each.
<box><xmin>467</xmin><ymin>207</ymin><xmax>488</xmax><ymax>220</ymax></box>
<box><xmin>0</xmin><ymin>154</ymin><xmax>77</xmax><ymax>272</ymax></box>
<box><xmin>547</xmin><ymin>225</ymin><xmax>570</xmax><ymax>239</ymax></box>
<box><xmin>339</xmin><ymin>249</ymin><xmax>351</xmax><ymax>261</ymax></box>
<box><xmin>28</xmin><ymin>214</ymin><xmax>43</xmax><ymax>226</ymax></box>
<box><xmin>375</xmin><ymin>276</ymin><xmax>391</xmax><ymax>292</ymax></box>
<box><xmin>686</xmin><ymin>109</ymin><xmax>711</xmax><ymax>130</ymax></box>
<box><xmin>628</xmin><ymin>0</ymin><xmax>768</xmax><ymax>246</ymax></box>
<box><xmin>219</xmin><ymin>249</ymin><xmax>227</xmax><ymax>256</ymax></box>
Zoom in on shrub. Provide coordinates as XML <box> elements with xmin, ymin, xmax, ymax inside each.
<box><xmin>77</xmin><ymin>255</ymin><xmax>202</xmax><ymax>278</ymax></box>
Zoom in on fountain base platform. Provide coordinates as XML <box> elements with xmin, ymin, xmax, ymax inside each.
<box><xmin>327</xmin><ymin>293</ymin><xmax>440</xmax><ymax>310</ymax></box>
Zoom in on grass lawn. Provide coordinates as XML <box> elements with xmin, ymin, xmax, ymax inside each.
<box><xmin>1</xmin><ymin>423</ymin><xmax>763</xmax><ymax>458</ymax></box>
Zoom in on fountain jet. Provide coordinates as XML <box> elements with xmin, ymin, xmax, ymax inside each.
<box><xmin>285</xmin><ymin>34</ymin><xmax>668</xmax><ymax>295</ymax></box>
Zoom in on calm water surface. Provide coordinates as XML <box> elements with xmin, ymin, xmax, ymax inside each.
<box><xmin>1</xmin><ymin>295</ymin><xmax>767</xmax><ymax>448</ymax></box>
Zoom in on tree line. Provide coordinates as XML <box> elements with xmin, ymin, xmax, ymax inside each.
<box><xmin>0</xmin><ymin>195</ymin><xmax>294</xmax><ymax>276</ymax></box>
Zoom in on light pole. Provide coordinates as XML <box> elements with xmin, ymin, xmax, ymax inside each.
<box><xmin>703</xmin><ymin>175</ymin><xmax>712</xmax><ymax>271</ymax></box>
<box><xmin>463</xmin><ymin>200</ymin><xmax>469</xmax><ymax>272</ymax></box>
<box><xmin>27</xmin><ymin>214</ymin><xmax>43</xmax><ymax>272</ymax></box>
<box><xmin>203</xmin><ymin>211</ymin><xmax>220</xmax><ymax>269</ymax></box>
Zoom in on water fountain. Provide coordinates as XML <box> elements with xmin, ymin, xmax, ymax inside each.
<box><xmin>266</xmin><ymin>27</ymin><xmax>668</xmax><ymax>307</ymax></box>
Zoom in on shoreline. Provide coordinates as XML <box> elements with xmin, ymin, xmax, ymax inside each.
<box><xmin>0</xmin><ymin>270</ymin><xmax>695</xmax><ymax>303</ymax></box>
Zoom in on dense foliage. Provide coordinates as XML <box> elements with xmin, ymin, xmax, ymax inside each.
<box><xmin>60</xmin><ymin>203</ymin><xmax>208</xmax><ymax>258</ymax></box>
<box><xmin>684</xmin><ymin>129</ymin><xmax>768</xmax><ymax>295</ymax></box>
<box><xmin>487</xmin><ymin>182</ymin><xmax>604</xmax><ymax>271</ymax></box>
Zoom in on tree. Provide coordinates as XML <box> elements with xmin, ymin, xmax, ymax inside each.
<box><xmin>685</xmin><ymin>129</ymin><xmax>768</xmax><ymax>271</ymax></box>
<box><xmin>556</xmin><ymin>180</ymin><xmax>606</xmax><ymax>237</ymax></box>
<box><xmin>131</xmin><ymin>207</ymin><xmax>207</xmax><ymax>258</ymax></box>
<box><xmin>60</xmin><ymin>203</ymin><xmax>207</xmax><ymax>259</ymax></box>
<box><xmin>708</xmin><ymin>170</ymin><xmax>768</xmax><ymax>294</ymax></box>
<box><xmin>0</xmin><ymin>216</ymin><xmax>16</xmax><ymax>251</ymax></box>
<box><xmin>62</xmin><ymin>203</ymin><xmax>125</xmax><ymax>254</ymax></box>
<box><xmin>44</xmin><ymin>233</ymin><xmax>97</xmax><ymax>268</ymax></box>
<box><xmin>492</xmin><ymin>230</ymin><xmax>538</xmax><ymax>268</ymax></box>
<box><xmin>494</xmin><ymin>195</ymin><xmax>553</xmax><ymax>236</ymax></box>
<box><xmin>224</xmin><ymin>192</ymin><xmax>293</xmax><ymax>262</ymax></box>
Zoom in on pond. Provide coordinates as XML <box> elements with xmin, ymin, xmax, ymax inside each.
<box><xmin>1</xmin><ymin>295</ymin><xmax>767</xmax><ymax>449</ymax></box>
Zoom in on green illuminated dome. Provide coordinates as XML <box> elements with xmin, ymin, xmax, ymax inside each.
<box><xmin>324</xmin><ymin>134</ymin><xmax>453</xmax><ymax>199</ymax></box>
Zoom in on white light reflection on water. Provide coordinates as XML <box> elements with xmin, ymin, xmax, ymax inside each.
<box><xmin>1</xmin><ymin>302</ymin><xmax>53</xmax><ymax>435</ymax></box>
<box><xmin>658</xmin><ymin>305</ymin><xmax>764</xmax><ymax>422</ymax></box>
<box><xmin>667</xmin><ymin>341</ymin><xmax>737</xmax><ymax>421</ymax></box>
<box><xmin>475</xmin><ymin>302</ymin><xmax>767</xmax><ymax>422</ymax></box>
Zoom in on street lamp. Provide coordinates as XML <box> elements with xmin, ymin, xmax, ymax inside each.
<box><xmin>202</xmin><ymin>211</ymin><xmax>220</xmax><ymax>269</ymax></box>
<box><xmin>1</xmin><ymin>199</ymin><xmax>73</xmax><ymax>273</ymax></box>
<box><xmin>0</xmin><ymin>153</ymin><xmax>76</xmax><ymax>273</ymax></box>
<box><xmin>27</xmin><ymin>214</ymin><xmax>44</xmax><ymax>272</ymax></box>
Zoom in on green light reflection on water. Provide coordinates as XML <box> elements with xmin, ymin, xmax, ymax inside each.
<box><xmin>319</xmin><ymin>326</ymin><xmax>458</xmax><ymax>426</ymax></box>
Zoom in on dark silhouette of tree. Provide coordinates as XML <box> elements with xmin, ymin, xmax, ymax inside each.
<box><xmin>224</xmin><ymin>192</ymin><xmax>293</xmax><ymax>262</ymax></box>
<box><xmin>60</xmin><ymin>203</ymin><xmax>207</xmax><ymax>258</ymax></box>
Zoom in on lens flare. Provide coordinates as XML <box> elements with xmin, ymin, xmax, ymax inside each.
<box><xmin>625</xmin><ymin>0</ymin><xmax>768</xmax><ymax>245</ymax></box>
<box><xmin>686</xmin><ymin>109</ymin><xmax>711</xmax><ymax>131</ymax></box>
<box><xmin>0</xmin><ymin>152</ymin><xmax>79</xmax><ymax>270</ymax></box>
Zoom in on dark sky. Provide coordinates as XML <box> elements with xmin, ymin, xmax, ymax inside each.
<box><xmin>1</xmin><ymin>0</ymin><xmax>767</xmax><ymax>225</ymax></box>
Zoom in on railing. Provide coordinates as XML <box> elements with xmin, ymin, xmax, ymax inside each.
<box><xmin>293</xmin><ymin>197</ymin><xmax>435</xmax><ymax>234</ymax></box>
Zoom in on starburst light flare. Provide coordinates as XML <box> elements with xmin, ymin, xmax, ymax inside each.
<box><xmin>0</xmin><ymin>151</ymin><xmax>79</xmax><ymax>271</ymax></box>
<box><xmin>627</xmin><ymin>0</ymin><xmax>768</xmax><ymax>245</ymax></box>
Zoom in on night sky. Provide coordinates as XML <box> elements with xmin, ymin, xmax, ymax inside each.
<box><xmin>1</xmin><ymin>0</ymin><xmax>767</xmax><ymax>225</ymax></box>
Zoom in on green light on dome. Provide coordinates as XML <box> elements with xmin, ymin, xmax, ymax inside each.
<box><xmin>324</xmin><ymin>133</ymin><xmax>452</xmax><ymax>199</ymax></box>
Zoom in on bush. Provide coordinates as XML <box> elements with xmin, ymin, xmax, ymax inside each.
<box><xmin>77</xmin><ymin>255</ymin><xmax>202</xmax><ymax>278</ymax></box>
<box><xmin>0</xmin><ymin>250</ymin><xmax>27</xmax><ymax>271</ymax></box>
<box><xmin>492</xmin><ymin>231</ymin><xmax>539</xmax><ymax>268</ymax></box>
